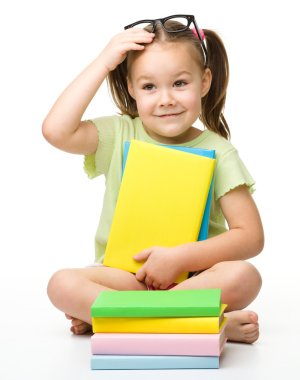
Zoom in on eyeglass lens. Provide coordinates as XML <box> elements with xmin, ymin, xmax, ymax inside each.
<box><xmin>163</xmin><ymin>16</ymin><xmax>190</xmax><ymax>31</ymax></box>
<box><xmin>129</xmin><ymin>16</ymin><xmax>190</xmax><ymax>33</ymax></box>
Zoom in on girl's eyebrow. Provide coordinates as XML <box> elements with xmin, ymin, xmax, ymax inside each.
<box><xmin>174</xmin><ymin>70</ymin><xmax>193</xmax><ymax>77</ymax></box>
<box><xmin>136</xmin><ymin>71</ymin><xmax>193</xmax><ymax>83</ymax></box>
<box><xmin>136</xmin><ymin>75</ymin><xmax>153</xmax><ymax>82</ymax></box>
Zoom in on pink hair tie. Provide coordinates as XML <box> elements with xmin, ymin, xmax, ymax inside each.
<box><xmin>191</xmin><ymin>27</ymin><xmax>205</xmax><ymax>41</ymax></box>
<box><xmin>199</xmin><ymin>28</ymin><xmax>205</xmax><ymax>40</ymax></box>
<box><xmin>191</xmin><ymin>27</ymin><xmax>208</xmax><ymax>66</ymax></box>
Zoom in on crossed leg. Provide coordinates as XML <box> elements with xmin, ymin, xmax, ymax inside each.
<box><xmin>47</xmin><ymin>260</ymin><xmax>262</xmax><ymax>342</ymax></box>
<box><xmin>173</xmin><ymin>260</ymin><xmax>262</xmax><ymax>343</ymax></box>
<box><xmin>47</xmin><ymin>266</ymin><xmax>147</xmax><ymax>334</ymax></box>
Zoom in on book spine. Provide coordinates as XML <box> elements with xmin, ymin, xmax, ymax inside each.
<box><xmin>91</xmin><ymin>306</ymin><xmax>220</xmax><ymax>318</ymax></box>
<box><xmin>92</xmin><ymin>316</ymin><xmax>220</xmax><ymax>334</ymax></box>
<box><xmin>91</xmin><ymin>355</ymin><xmax>219</xmax><ymax>370</ymax></box>
<box><xmin>91</xmin><ymin>333</ymin><xmax>224</xmax><ymax>356</ymax></box>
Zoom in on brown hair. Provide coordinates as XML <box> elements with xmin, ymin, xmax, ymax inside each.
<box><xmin>107</xmin><ymin>22</ymin><xmax>230</xmax><ymax>139</ymax></box>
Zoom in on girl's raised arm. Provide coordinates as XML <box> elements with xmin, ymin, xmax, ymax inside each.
<box><xmin>42</xmin><ymin>29</ymin><xmax>154</xmax><ymax>155</ymax></box>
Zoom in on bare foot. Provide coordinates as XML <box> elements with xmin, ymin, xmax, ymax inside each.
<box><xmin>225</xmin><ymin>310</ymin><xmax>259</xmax><ymax>344</ymax></box>
<box><xmin>65</xmin><ymin>314</ymin><xmax>92</xmax><ymax>335</ymax></box>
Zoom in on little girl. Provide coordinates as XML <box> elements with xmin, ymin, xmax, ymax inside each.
<box><xmin>43</xmin><ymin>15</ymin><xmax>264</xmax><ymax>344</ymax></box>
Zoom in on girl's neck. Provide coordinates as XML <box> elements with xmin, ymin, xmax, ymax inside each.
<box><xmin>143</xmin><ymin>125</ymin><xmax>203</xmax><ymax>145</ymax></box>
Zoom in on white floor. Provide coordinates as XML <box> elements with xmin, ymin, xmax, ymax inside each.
<box><xmin>1</xmin><ymin>268</ymin><xmax>299</xmax><ymax>380</ymax></box>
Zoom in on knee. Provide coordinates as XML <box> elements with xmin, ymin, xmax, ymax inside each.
<box><xmin>214</xmin><ymin>261</ymin><xmax>262</xmax><ymax>309</ymax></box>
<box><xmin>230</xmin><ymin>261</ymin><xmax>262</xmax><ymax>292</ymax></box>
<box><xmin>47</xmin><ymin>268</ymin><xmax>79</xmax><ymax>308</ymax></box>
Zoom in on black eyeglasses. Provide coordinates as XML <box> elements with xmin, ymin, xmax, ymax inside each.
<box><xmin>124</xmin><ymin>14</ymin><xmax>208</xmax><ymax>66</ymax></box>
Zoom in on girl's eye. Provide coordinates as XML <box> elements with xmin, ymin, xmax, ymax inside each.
<box><xmin>143</xmin><ymin>84</ymin><xmax>155</xmax><ymax>91</ymax></box>
<box><xmin>174</xmin><ymin>80</ymin><xmax>187</xmax><ymax>87</ymax></box>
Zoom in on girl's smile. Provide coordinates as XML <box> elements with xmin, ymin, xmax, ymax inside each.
<box><xmin>157</xmin><ymin>112</ymin><xmax>184</xmax><ymax>118</ymax></box>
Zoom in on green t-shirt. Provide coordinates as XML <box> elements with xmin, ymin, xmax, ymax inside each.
<box><xmin>84</xmin><ymin>115</ymin><xmax>255</xmax><ymax>263</ymax></box>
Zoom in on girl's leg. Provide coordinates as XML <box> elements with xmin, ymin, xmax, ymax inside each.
<box><xmin>47</xmin><ymin>266</ymin><xmax>147</xmax><ymax>334</ymax></box>
<box><xmin>172</xmin><ymin>260</ymin><xmax>262</xmax><ymax>343</ymax></box>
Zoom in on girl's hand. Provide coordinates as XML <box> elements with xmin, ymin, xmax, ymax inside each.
<box><xmin>134</xmin><ymin>246</ymin><xmax>184</xmax><ymax>289</ymax></box>
<box><xmin>99</xmin><ymin>28</ymin><xmax>155</xmax><ymax>72</ymax></box>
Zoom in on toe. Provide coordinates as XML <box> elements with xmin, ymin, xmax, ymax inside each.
<box><xmin>71</xmin><ymin>318</ymin><xmax>83</xmax><ymax>327</ymax></box>
<box><xmin>245</xmin><ymin>330</ymin><xmax>259</xmax><ymax>344</ymax></box>
<box><xmin>71</xmin><ymin>322</ymin><xmax>92</xmax><ymax>335</ymax></box>
<box><xmin>248</xmin><ymin>311</ymin><xmax>258</xmax><ymax>324</ymax></box>
<box><xmin>239</xmin><ymin>310</ymin><xmax>258</xmax><ymax>324</ymax></box>
<box><xmin>242</xmin><ymin>322</ymin><xmax>259</xmax><ymax>335</ymax></box>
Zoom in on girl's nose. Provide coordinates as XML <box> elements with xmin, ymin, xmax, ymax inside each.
<box><xmin>158</xmin><ymin>89</ymin><xmax>175</xmax><ymax>107</ymax></box>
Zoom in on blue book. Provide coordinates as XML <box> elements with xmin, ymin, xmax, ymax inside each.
<box><xmin>91</xmin><ymin>354</ymin><xmax>220</xmax><ymax>370</ymax></box>
<box><xmin>122</xmin><ymin>141</ymin><xmax>215</xmax><ymax>241</ymax></box>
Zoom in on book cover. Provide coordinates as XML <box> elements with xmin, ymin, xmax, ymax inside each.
<box><xmin>91</xmin><ymin>322</ymin><xmax>227</xmax><ymax>356</ymax></box>
<box><xmin>91</xmin><ymin>354</ymin><xmax>220</xmax><ymax>370</ymax></box>
<box><xmin>92</xmin><ymin>306</ymin><xmax>227</xmax><ymax>334</ymax></box>
<box><xmin>103</xmin><ymin>140</ymin><xmax>215</xmax><ymax>283</ymax></box>
<box><xmin>91</xmin><ymin>289</ymin><xmax>221</xmax><ymax>318</ymax></box>
<box><xmin>122</xmin><ymin>141</ymin><xmax>215</xmax><ymax>241</ymax></box>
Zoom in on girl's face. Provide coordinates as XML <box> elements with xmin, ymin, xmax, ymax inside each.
<box><xmin>127</xmin><ymin>41</ymin><xmax>211</xmax><ymax>144</ymax></box>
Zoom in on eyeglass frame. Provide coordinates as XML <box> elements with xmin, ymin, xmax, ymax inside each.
<box><xmin>124</xmin><ymin>14</ymin><xmax>208</xmax><ymax>66</ymax></box>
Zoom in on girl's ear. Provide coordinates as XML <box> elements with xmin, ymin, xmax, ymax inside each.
<box><xmin>201</xmin><ymin>68</ymin><xmax>212</xmax><ymax>98</ymax></box>
<box><xmin>127</xmin><ymin>79</ymin><xmax>135</xmax><ymax>99</ymax></box>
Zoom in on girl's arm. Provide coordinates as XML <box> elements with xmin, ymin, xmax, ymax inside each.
<box><xmin>135</xmin><ymin>185</ymin><xmax>264</xmax><ymax>288</ymax></box>
<box><xmin>42</xmin><ymin>29</ymin><xmax>155</xmax><ymax>155</ymax></box>
<box><xmin>178</xmin><ymin>185</ymin><xmax>264</xmax><ymax>272</ymax></box>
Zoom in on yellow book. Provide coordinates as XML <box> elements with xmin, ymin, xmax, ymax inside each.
<box><xmin>92</xmin><ymin>304</ymin><xmax>227</xmax><ymax>334</ymax></box>
<box><xmin>103</xmin><ymin>140</ymin><xmax>216</xmax><ymax>283</ymax></box>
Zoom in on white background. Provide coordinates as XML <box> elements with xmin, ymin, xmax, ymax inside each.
<box><xmin>0</xmin><ymin>0</ymin><xmax>299</xmax><ymax>379</ymax></box>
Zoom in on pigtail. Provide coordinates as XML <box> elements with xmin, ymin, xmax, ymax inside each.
<box><xmin>107</xmin><ymin>59</ymin><xmax>138</xmax><ymax>117</ymax></box>
<box><xmin>201</xmin><ymin>29</ymin><xmax>230</xmax><ymax>139</ymax></box>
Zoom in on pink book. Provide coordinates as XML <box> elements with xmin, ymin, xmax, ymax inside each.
<box><xmin>91</xmin><ymin>323</ymin><xmax>227</xmax><ymax>357</ymax></box>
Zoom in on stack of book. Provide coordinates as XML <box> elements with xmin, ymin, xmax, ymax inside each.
<box><xmin>90</xmin><ymin>289</ymin><xmax>227</xmax><ymax>370</ymax></box>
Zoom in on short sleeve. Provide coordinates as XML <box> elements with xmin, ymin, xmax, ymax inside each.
<box><xmin>84</xmin><ymin>116</ymin><xmax>118</xmax><ymax>179</ymax></box>
<box><xmin>214</xmin><ymin>148</ymin><xmax>255</xmax><ymax>200</ymax></box>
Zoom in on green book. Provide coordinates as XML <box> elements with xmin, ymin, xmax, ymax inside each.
<box><xmin>91</xmin><ymin>289</ymin><xmax>221</xmax><ymax>318</ymax></box>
